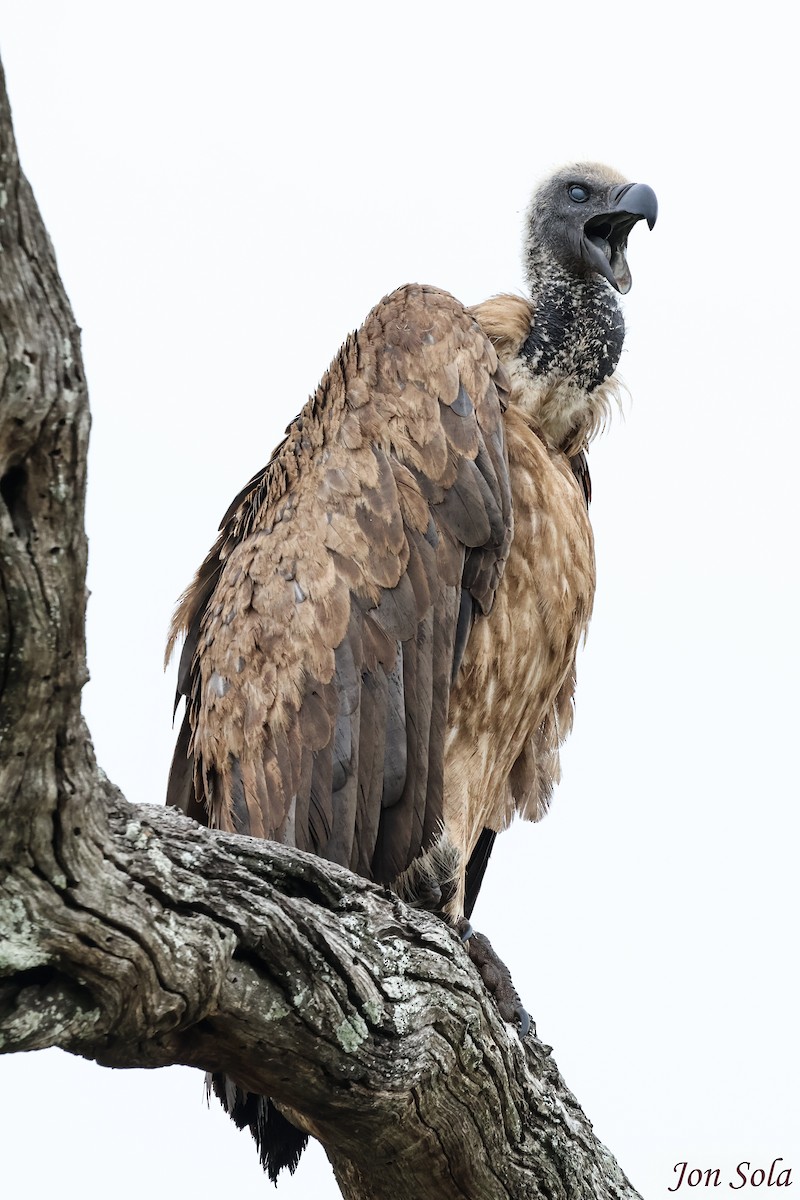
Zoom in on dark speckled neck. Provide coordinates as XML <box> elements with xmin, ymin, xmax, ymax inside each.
<box><xmin>522</xmin><ymin>265</ymin><xmax>625</xmax><ymax>392</ymax></box>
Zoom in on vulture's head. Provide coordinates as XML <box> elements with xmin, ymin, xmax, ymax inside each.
<box><xmin>525</xmin><ymin>163</ymin><xmax>657</xmax><ymax>295</ymax></box>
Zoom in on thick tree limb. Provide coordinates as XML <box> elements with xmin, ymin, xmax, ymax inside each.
<box><xmin>3</xmin><ymin>787</ymin><xmax>640</xmax><ymax>1200</ymax></box>
<box><xmin>0</xmin><ymin>56</ymin><xmax>641</xmax><ymax>1200</ymax></box>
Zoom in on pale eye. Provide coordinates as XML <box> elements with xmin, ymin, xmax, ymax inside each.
<box><xmin>568</xmin><ymin>184</ymin><xmax>590</xmax><ymax>203</ymax></box>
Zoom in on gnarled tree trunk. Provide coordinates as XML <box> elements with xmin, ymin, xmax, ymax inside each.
<box><xmin>0</xmin><ymin>57</ymin><xmax>641</xmax><ymax>1200</ymax></box>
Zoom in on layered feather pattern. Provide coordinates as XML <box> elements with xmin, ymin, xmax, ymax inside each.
<box><xmin>167</xmin><ymin>284</ymin><xmax>513</xmax><ymax>886</ymax></box>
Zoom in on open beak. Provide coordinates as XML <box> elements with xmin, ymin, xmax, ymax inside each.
<box><xmin>581</xmin><ymin>182</ymin><xmax>658</xmax><ymax>294</ymax></box>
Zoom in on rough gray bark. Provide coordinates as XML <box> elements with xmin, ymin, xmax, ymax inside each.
<box><xmin>0</xmin><ymin>57</ymin><xmax>642</xmax><ymax>1200</ymax></box>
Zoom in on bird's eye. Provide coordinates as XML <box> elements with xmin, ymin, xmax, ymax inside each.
<box><xmin>568</xmin><ymin>184</ymin><xmax>590</xmax><ymax>203</ymax></box>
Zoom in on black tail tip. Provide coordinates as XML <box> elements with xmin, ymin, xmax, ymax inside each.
<box><xmin>207</xmin><ymin>1073</ymin><xmax>310</xmax><ymax>1183</ymax></box>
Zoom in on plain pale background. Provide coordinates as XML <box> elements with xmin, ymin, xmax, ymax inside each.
<box><xmin>0</xmin><ymin>3</ymin><xmax>797</xmax><ymax>1197</ymax></box>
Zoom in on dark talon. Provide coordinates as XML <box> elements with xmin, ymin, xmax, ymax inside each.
<box><xmin>454</xmin><ymin>921</ymin><xmax>531</xmax><ymax>1038</ymax></box>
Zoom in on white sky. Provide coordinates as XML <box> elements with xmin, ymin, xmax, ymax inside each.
<box><xmin>0</xmin><ymin>3</ymin><xmax>797</xmax><ymax>1198</ymax></box>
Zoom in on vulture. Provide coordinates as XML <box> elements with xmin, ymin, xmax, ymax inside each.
<box><xmin>166</xmin><ymin>161</ymin><xmax>656</xmax><ymax>1180</ymax></box>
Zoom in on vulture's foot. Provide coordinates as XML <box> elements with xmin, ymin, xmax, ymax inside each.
<box><xmin>455</xmin><ymin>918</ymin><xmax>532</xmax><ymax>1037</ymax></box>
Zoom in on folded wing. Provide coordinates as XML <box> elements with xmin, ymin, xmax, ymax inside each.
<box><xmin>166</xmin><ymin>284</ymin><xmax>512</xmax><ymax>887</ymax></box>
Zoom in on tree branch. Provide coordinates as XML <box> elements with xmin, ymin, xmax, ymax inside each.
<box><xmin>0</xmin><ymin>55</ymin><xmax>641</xmax><ymax>1200</ymax></box>
<box><xmin>3</xmin><ymin>785</ymin><xmax>641</xmax><ymax>1200</ymax></box>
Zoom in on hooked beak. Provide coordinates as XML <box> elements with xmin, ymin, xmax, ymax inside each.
<box><xmin>581</xmin><ymin>182</ymin><xmax>658</xmax><ymax>294</ymax></box>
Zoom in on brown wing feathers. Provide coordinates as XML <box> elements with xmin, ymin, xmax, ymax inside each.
<box><xmin>167</xmin><ymin>284</ymin><xmax>512</xmax><ymax>889</ymax></box>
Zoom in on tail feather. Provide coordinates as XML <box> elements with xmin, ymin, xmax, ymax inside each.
<box><xmin>207</xmin><ymin>1072</ymin><xmax>309</xmax><ymax>1184</ymax></box>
